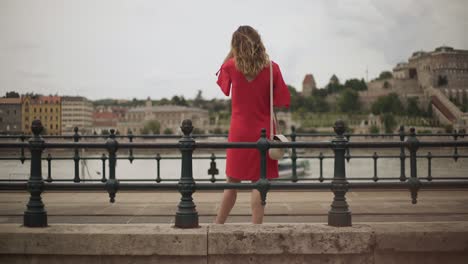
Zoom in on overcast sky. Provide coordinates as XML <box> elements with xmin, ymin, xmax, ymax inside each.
<box><xmin>1</xmin><ymin>0</ymin><xmax>467</xmax><ymax>100</ymax></box>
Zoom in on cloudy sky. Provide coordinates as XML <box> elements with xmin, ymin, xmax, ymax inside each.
<box><xmin>0</xmin><ymin>0</ymin><xmax>467</xmax><ymax>100</ymax></box>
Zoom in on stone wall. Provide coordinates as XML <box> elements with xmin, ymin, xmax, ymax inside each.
<box><xmin>1</xmin><ymin>222</ymin><xmax>468</xmax><ymax>264</ymax></box>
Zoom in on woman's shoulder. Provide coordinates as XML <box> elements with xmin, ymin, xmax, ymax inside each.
<box><xmin>221</xmin><ymin>58</ymin><xmax>235</xmax><ymax>69</ymax></box>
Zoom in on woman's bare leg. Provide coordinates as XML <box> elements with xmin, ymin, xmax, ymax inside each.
<box><xmin>251</xmin><ymin>189</ymin><xmax>265</xmax><ymax>224</ymax></box>
<box><xmin>215</xmin><ymin>176</ymin><xmax>241</xmax><ymax>224</ymax></box>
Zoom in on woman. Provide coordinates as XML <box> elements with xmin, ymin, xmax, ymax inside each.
<box><xmin>215</xmin><ymin>25</ymin><xmax>290</xmax><ymax>224</ymax></box>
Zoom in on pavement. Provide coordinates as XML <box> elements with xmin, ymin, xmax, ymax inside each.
<box><xmin>1</xmin><ymin>189</ymin><xmax>468</xmax><ymax>224</ymax></box>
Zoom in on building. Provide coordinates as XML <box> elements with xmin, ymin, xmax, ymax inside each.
<box><xmin>92</xmin><ymin>111</ymin><xmax>120</xmax><ymax>135</ymax></box>
<box><xmin>360</xmin><ymin>46</ymin><xmax>468</xmax><ymax>128</ymax></box>
<box><xmin>118</xmin><ymin>98</ymin><xmax>209</xmax><ymax>135</ymax></box>
<box><xmin>393</xmin><ymin>46</ymin><xmax>468</xmax><ymax>102</ymax></box>
<box><xmin>0</xmin><ymin>98</ymin><xmax>22</xmax><ymax>134</ymax></box>
<box><xmin>61</xmin><ymin>96</ymin><xmax>93</xmax><ymax>135</ymax></box>
<box><xmin>21</xmin><ymin>95</ymin><xmax>62</xmax><ymax>135</ymax></box>
<box><xmin>302</xmin><ymin>74</ymin><xmax>317</xmax><ymax>97</ymax></box>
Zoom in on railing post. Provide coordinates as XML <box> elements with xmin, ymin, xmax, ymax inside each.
<box><xmin>175</xmin><ymin>119</ymin><xmax>199</xmax><ymax>228</ymax></box>
<box><xmin>20</xmin><ymin>134</ymin><xmax>26</xmax><ymax>164</ymax></box>
<box><xmin>208</xmin><ymin>153</ymin><xmax>219</xmax><ymax>183</ymax></box>
<box><xmin>328</xmin><ymin>120</ymin><xmax>351</xmax><ymax>227</ymax></box>
<box><xmin>399</xmin><ymin>125</ymin><xmax>406</xmax><ymax>182</ymax></box>
<box><xmin>290</xmin><ymin>126</ymin><xmax>298</xmax><ymax>182</ymax></box>
<box><xmin>24</xmin><ymin>120</ymin><xmax>47</xmax><ymax>227</ymax></box>
<box><xmin>105</xmin><ymin>129</ymin><xmax>119</xmax><ymax>203</ymax></box>
<box><xmin>155</xmin><ymin>153</ymin><xmax>161</xmax><ymax>183</ymax></box>
<box><xmin>100</xmin><ymin>153</ymin><xmax>107</xmax><ymax>183</ymax></box>
<box><xmin>406</xmin><ymin>128</ymin><xmax>421</xmax><ymax>204</ymax></box>
<box><xmin>46</xmin><ymin>153</ymin><xmax>52</xmax><ymax>182</ymax></box>
<box><xmin>73</xmin><ymin>127</ymin><xmax>80</xmax><ymax>183</ymax></box>
<box><xmin>453</xmin><ymin>129</ymin><xmax>459</xmax><ymax>162</ymax></box>
<box><xmin>128</xmin><ymin>129</ymin><xmax>134</xmax><ymax>163</ymax></box>
<box><xmin>256</xmin><ymin>128</ymin><xmax>270</xmax><ymax>205</ymax></box>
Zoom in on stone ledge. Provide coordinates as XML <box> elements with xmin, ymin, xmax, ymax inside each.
<box><xmin>370</xmin><ymin>222</ymin><xmax>468</xmax><ymax>252</ymax></box>
<box><xmin>0</xmin><ymin>224</ymin><xmax>207</xmax><ymax>256</ymax></box>
<box><xmin>1</xmin><ymin>222</ymin><xmax>468</xmax><ymax>264</ymax></box>
<box><xmin>208</xmin><ymin>223</ymin><xmax>374</xmax><ymax>254</ymax></box>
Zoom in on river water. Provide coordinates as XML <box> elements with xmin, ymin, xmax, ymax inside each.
<box><xmin>1</xmin><ymin>147</ymin><xmax>467</xmax><ymax>182</ymax></box>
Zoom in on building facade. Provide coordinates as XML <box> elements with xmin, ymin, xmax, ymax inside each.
<box><xmin>0</xmin><ymin>98</ymin><xmax>22</xmax><ymax>134</ymax></box>
<box><xmin>61</xmin><ymin>96</ymin><xmax>93</xmax><ymax>135</ymax></box>
<box><xmin>359</xmin><ymin>46</ymin><xmax>468</xmax><ymax>128</ymax></box>
<box><xmin>393</xmin><ymin>46</ymin><xmax>468</xmax><ymax>101</ymax></box>
<box><xmin>21</xmin><ymin>96</ymin><xmax>62</xmax><ymax>135</ymax></box>
<box><xmin>118</xmin><ymin>98</ymin><xmax>209</xmax><ymax>135</ymax></box>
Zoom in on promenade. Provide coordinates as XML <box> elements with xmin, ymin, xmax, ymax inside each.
<box><xmin>1</xmin><ymin>189</ymin><xmax>467</xmax><ymax>224</ymax></box>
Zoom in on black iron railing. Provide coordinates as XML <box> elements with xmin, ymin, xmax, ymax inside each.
<box><xmin>0</xmin><ymin>119</ymin><xmax>467</xmax><ymax>228</ymax></box>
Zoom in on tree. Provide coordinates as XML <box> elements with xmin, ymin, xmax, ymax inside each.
<box><xmin>193</xmin><ymin>90</ymin><xmax>204</xmax><ymax>108</ymax></box>
<box><xmin>163</xmin><ymin>128</ymin><xmax>174</xmax><ymax>135</ymax></box>
<box><xmin>344</xmin><ymin>79</ymin><xmax>367</xmax><ymax>91</ymax></box>
<box><xmin>371</xmin><ymin>93</ymin><xmax>404</xmax><ymax>115</ymax></box>
<box><xmin>462</xmin><ymin>91</ymin><xmax>468</xmax><ymax>112</ymax></box>
<box><xmin>171</xmin><ymin>95</ymin><xmax>188</xmax><ymax>106</ymax></box>
<box><xmin>5</xmin><ymin>91</ymin><xmax>20</xmax><ymax>98</ymax></box>
<box><xmin>369</xmin><ymin>125</ymin><xmax>380</xmax><ymax>134</ymax></box>
<box><xmin>377</xmin><ymin>71</ymin><xmax>393</xmax><ymax>80</ymax></box>
<box><xmin>192</xmin><ymin>128</ymin><xmax>204</xmax><ymax>135</ymax></box>
<box><xmin>406</xmin><ymin>98</ymin><xmax>422</xmax><ymax>116</ymax></box>
<box><xmin>337</xmin><ymin>88</ymin><xmax>360</xmax><ymax>113</ymax></box>
<box><xmin>426</xmin><ymin>102</ymin><xmax>433</xmax><ymax>118</ymax></box>
<box><xmin>381</xmin><ymin>113</ymin><xmax>397</xmax><ymax>133</ymax></box>
<box><xmin>141</xmin><ymin>120</ymin><xmax>161</xmax><ymax>134</ymax></box>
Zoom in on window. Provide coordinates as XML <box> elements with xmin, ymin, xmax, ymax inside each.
<box><xmin>34</xmin><ymin>108</ymin><xmax>36</xmax><ymax>113</ymax></box>
<box><xmin>45</xmin><ymin>108</ymin><xmax>47</xmax><ymax>113</ymax></box>
<box><xmin>50</xmin><ymin>124</ymin><xmax>53</xmax><ymax>129</ymax></box>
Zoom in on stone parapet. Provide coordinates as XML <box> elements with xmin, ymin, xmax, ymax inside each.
<box><xmin>1</xmin><ymin>222</ymin><xmax>468</xmax><ymax>264</ymax></box>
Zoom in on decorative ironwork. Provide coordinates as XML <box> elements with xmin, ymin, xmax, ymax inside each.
<box><xmin>328</xmin><ymin>120</ymin><xmax>352</xmax><ymax>227</ymax></box>
<box><xmin>175</xmin><ymin>119</ymin><xmax>198</xmax><ymax>228</ymax></box>
<box><xmin>24</xmin><ymin>119</ymin><xmax>47</xmax><ymax>227</ymax></box>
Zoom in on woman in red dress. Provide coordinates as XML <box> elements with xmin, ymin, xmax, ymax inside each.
<box><xmin>215</xmin><ymin>26</ymin><xmax>290</xmax><ymax>224</ymax></box>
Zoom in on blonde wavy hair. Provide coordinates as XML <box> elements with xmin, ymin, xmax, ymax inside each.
<box><xmin>224</xmin><ymin>26</ymin><xmax>269</xmax><ymax>78</ymax></box>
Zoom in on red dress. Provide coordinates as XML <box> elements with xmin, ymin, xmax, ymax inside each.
<box><xmin>216</xmin><ymin>58</ymin><xmax>290</xmax><ymax>181</ymax></box>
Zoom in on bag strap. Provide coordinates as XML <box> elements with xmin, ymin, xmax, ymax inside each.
<box><xmin>269</xmin><ymin>60</ymin><xmax>274</xmax><ymax>139</ymax></box>
<box><xmin>269</xmin><ymin>60</ymin><xmax>280</xmax><ymax>139</ymax></box>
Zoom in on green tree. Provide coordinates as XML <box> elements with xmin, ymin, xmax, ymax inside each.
<box><xmin>344</xmin><ymin>78</ymin><xmax>367</xmax><ymax>91</ymax></box>
<box><xmin>406</xmin><ymin>97</ymin><xmax>422</xmax><ymax>116</ymax></box>
<box><xmin>381</xmin><ymin>113</ymin><xmax>397</xmax><ymax>133</ymax></box>
<box><xmin>5</xmin><ymin>91</ymin><xmax>20</xmax><ymax>98</ymax></box>
<box><xmin>371</xmin><ymin>93</ymin><xmax>404</xmax><ymax>115</ymax></box>
<box><xmin>462</xmin><ymin>91</ymin><xmax>468</xmax><ymax>112</ymax></box>
<box><xmin>171</xmin><ymin>95</ymin><xmax>188</xmax><ymax>106</ymax></box>
<box><xmin>426</xmin><ymin>102</ymin><xmax>433</xmax><ymax>118</ymax></box>
<box><xmin>193</xmin><ymin>90</ymin><xmax>204</xmax><ymax>108</ymax></box>
<box><xmin>337</xmin><ymin>88</ymin><xmax>360</xmax><ymax>113</ymax></box>
<box><xmin>192</xmin><ymin>128</ymin><xmax>204</xmax><ymax>134</ymax></box>
<box><xmin>377</xmin><ymin>71</ymin><xmax>393</xmax><ymax>80</ymax></box>
<box><xmin>163</xmin><ymin>128</ymin><xmax>174</xmax><ymax>135</ymax></box>
<box><xmin>141</xmin><ymin>120</ymin><xmax>161</xmax><ymax>134</ymax></box>
<box><xmin>369</xmin><ymin>125</ymin><xmax>380</xmax><ymax>134</ymax></box>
